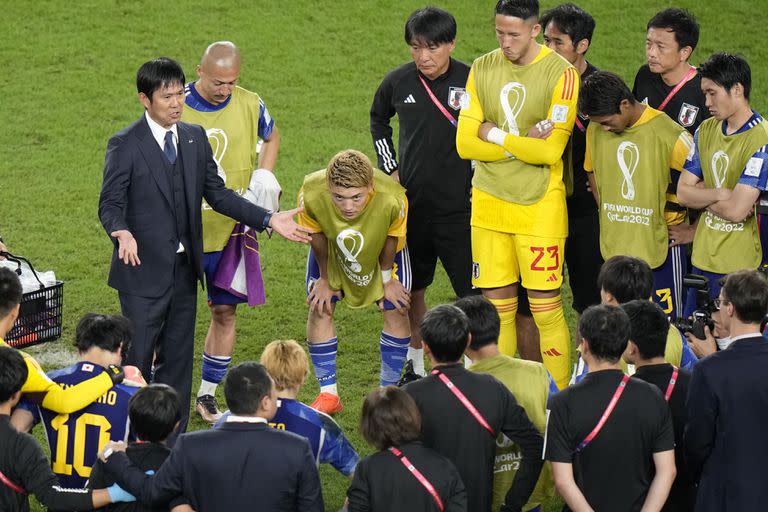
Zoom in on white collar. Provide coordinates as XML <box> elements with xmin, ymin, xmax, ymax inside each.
<box><xmin>727</xmin><ymin>332</ymin><xmax>763</xmax><ymax>343</ymax></box>
<box><xmin>225</xmin><ymin>414</ymin><xmax>268</xmax><ymax>424</ymax></box>
<box><xmin>144</xmin><ymin>111</ymin><xmax>178</xmax><ymax>150</ymax></box>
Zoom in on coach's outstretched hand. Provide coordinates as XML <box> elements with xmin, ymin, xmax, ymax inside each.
<box><xmin>379</xmin><ymin>279</ymin><xmax>410</xmax><ymax>314</ymax></box>
<box><xmin>307</xmin><ymin>277</ymin><xmax>342</xmax><ymax>315</ymax></box>
<box><xmin>111</xmin><ymin>230</ymin><xmax>141</xmax><ymax>266</ymax></box>
<box><xmin>268</xmin><ymin>207</ymin><xmax>312</xmax><ymax>243</ymax></box>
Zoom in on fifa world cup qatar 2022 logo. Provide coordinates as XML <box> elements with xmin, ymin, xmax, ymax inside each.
<box><xmin>500</xmin><ymin>82</ymin><xmax>526</xmax><ymax>136</ymax></box>
<box><xmin>335</xmin><ymin>229</ymin><xmax>373</xmax><ymax>286</ymax></box>
<box><xmin>617</xmin><ymin>141</ymin><xmax>640</xmax><ymax>201</ymax></box>
<box><xmin>711</xmin><ymin>150</ymin><xmax>730</xmax><ymax>189</ymax></box>
<box><xmin>202</xmin><ymin>128</ymin><xmax>228</xmax><ymax>211</ymax></box>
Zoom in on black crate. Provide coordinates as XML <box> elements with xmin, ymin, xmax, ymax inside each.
<box><xmin>6</xmin><ymin>281</ymin><xmax>64</xmax><ymax>349</ymax></box>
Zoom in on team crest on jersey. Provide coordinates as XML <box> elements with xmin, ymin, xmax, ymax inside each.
<box><xmin>82</xmin><ymin>363</ymin><xmax>94</xmax><ymax>372</ymax></box>
<box><xmin>678</xmin><ymin>103</ymin><xmax>699</xmax><ymax>127</ymax></box>
<box><xmin>448</xmin><ymin>87</ymin><xmax>466</xmax><ymax>111</ymax></box>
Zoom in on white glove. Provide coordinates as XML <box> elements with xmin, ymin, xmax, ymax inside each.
<box><xmin>245</xmin><ymin>168</ymin><xmax>281</xmax><ymax>212</ymax></box>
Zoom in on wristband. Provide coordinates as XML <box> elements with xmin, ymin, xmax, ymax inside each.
<box><xmin>487</xmin><ymin>127</ymin><xmax>507</xmax><ymax>147</ymax></box>
<box><xmin>381</xmin><ymin>269</ymin><xmax>393</xmax><ymax>283</ymax></box>
<box><xmin>106</xmin><ymin>364</ymin><xmax>124</xmax><ymax>385</ymax></box>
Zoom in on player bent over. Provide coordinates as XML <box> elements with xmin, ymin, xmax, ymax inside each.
<box><xmin>298</xmin><ymin>150</ymin><xmax>411</xmax><ymax>415</ymax></box>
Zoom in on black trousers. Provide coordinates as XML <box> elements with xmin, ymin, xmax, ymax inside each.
<box><xmin>119</xmin><ymin>253</ymin><xmax>197</xmax><ymax>433</ymax></box>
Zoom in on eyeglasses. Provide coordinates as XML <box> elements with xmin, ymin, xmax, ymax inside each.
<box><xmin>713</xmin><ymin>298</ymin><xmax>727</xmax><ymax>310</ymax></box>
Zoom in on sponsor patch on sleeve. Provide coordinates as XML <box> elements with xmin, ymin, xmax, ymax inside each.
<box><xmin>745</xmin><ymin>156</ymin><xmax>763</xmax><ymax>177</ymax></box>
<box><xmin>551</xmin><ymin>104</ymin><xmax>569</xmax><ymax>124</ymax></box>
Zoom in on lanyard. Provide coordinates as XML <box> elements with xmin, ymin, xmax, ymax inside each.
<box><xmin>665</xmin><ymin>366</ymin><xmax>679</xmax><ymax>402</ymax></box>
<box><xmin>658</xmin><ymin>67</ymin><xmax>697</xmax><ymax>111</ymax></box>
<box><xmin>574</xmin><ymin>117</ymin><xmax>586</xmax><ymax>133</ymax></box>
<box><xmin>0</xmin><ymin>468</ymin><xmax>26</xmax><ymax>495</ymax></box>
<box><xmin>431</xmin><ymin>369</ymin><xmax>495</xmax><ymax>436</ymax></box>
<box><xmin>576</xmin><ymin>374</ymin><xmax>630</xmax><ymax>452</ymax></box>
<box><xmin>417</xmin><ymin>74</ymin><xmax>458</xmax><ymax>128</ymax></box>
<box><xmin>389</xmin><ymin>447</ymin><xmax>445</xmax><ymax>512</ymax></box>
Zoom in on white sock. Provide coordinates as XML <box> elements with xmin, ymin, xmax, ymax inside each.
<box><xmin>320</xmin><ymin>383</ymin><xmax>338</xmax><ymax>395</ymax></box>
<box><xmin>464</xmin><ymin>355</ymin><xmax>473</xmax><ymax>368</ymax></box>
<box><xmin>407</xmin><ymin>347</ymin><xmax>425</xmax><ymax>376</ymax></box>
<box><xmin>198</xmin><ymin>379</ymin><xmax>218</xmax><ymax>398</ymax></box>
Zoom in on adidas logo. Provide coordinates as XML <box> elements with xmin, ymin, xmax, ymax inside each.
<box><xmin>546</xmin><ymin>273</ymin><xmax>559</xmax><ymax>283</ymax></box>
<box><xmin>543</xmin><ymin>348</ymin><xmax>562</xmax><ymax>357</ymax></box>
<box><xmin>404</xmin><ymin>94</ymin><xmax>416</xmax><ymax>104</ymax></box>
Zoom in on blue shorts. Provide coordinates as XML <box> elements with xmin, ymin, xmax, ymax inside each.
<box><xmin>682</xmin><ymin>266</ymin><xmax>724</xmax><ymax>318</ymax></box>
<box><xmin>651</xmin><ymin>245</ymin><xmax>687</xmax><ymax>318</ymax></box>
<box><xmin>204</xmin><ymin>251</ymin><xmax>247</xmax><ymax>306</ymax></box>
<box><xmin>305</xmin><ymin>246</ymin><xmax>411</xmax><ymax>310</ymax></box>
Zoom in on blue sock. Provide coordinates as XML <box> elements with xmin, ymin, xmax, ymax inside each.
<box><xmin>199</xmin><ymin>352</ymin><xmax>232</xmax><ymax>397</ymax></box>
<box><xmin>308</xmin><ymin>338</ymin><xmax>338</xmax><ymax>393</ymax></box>
<box><xmin>380</xmin><ymin>332</ymin><xmax>410</xmax><ymax>387</ymax></box>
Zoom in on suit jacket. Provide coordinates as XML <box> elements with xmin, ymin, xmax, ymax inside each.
<box><xmin>104</xmin><ymin>422</ymin><xmax>323</xmax><ymax>511</ymax></box>
<box><xmin>98</xmin><ymin>116</ymin><xmax>269</xmax><ymax>297</ymax></box>
<box><xmin>684</xmin><ymin>335</ymin><xmax>768</xmax><ymax>511</ymax></box>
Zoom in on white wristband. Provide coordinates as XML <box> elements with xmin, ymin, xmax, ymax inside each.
<box><xmin>381</xmin><ymin>269</ymin><xmax>393</xmax><ymax>283</ymax></box>
<box><xmin>487</xmin><ymin>127</ymin><xmax>507</xmax><ymax>147</ymax></box>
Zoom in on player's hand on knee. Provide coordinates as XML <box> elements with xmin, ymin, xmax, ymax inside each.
<box><xmin>307</xmin><ymin>277</ymin><xmax>340</xmax><ymax>315</ymax></box>
<box><xmin>382</xmin><ymin>279</ymin><xmax>410</xmax><ymax>314</ymax></box>
<box><xmin>528</xmin><ymin>119</ymin><xmax>553</xmax><ymax>139</ymax></box>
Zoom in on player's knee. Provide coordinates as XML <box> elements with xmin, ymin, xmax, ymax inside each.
<box><xmin>210</xmin><ymin>304</ymin><xmax>237</xmax><ymax>326</ymax></box>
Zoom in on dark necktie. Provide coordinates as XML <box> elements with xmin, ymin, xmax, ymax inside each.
<box><xmin>164</xmin><ymin>130</ymin><xmax>177</xmax><ymax>164</ymax></box>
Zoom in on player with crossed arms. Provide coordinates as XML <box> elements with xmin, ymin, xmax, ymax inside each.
<box><xmin>298</xmin><ymin>150</ymin><xmax>411</xmax><ymax>414</ymax></box>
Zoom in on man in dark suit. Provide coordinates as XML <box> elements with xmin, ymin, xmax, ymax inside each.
<box><xmin>98</xmin><ymin>57</ymin><xmax>310</xmax><ymax>429</ymax></box>
<box><xmin>99</xmin><ymin>362</ymin><xmax>323</xmax><ymax>511</ymax></box>
<box><xmin>685</xmin><ymin>269</ymin><xmax>768</xmax><ymax>511</ymax></box>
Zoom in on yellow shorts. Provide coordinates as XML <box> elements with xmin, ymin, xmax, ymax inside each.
<box><xmin>471</xmin><ymin>225</ymin><xmax>565</xmax><ymax>290</ymax></box>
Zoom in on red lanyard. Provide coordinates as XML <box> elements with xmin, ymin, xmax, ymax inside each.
<box><xmin>574</xmin><ymin>117</ymin><xmax>586</xmax><ymax>133</ymax></box>
<box><xmin>665</xmin><ymin>366</ymin><xmax>679</xmax><ymax>402</ymax></box>
<box><xmin>431</xmin><ymin>369</ymin><xmax>495</xmax><ymax>436</ymax></box>
<box><xmin>0</xmin><ymin>468</ymin><xmax>26</xmax><ymax>495</ymax></box>
<box><xmin>389</xmin><ymin>447</ymin><xmax>445</xmax><ymax>512</ymax></box>
<box><xmin>417</xmin><ymin>74</ymin><xmax>458</xmax><ymax>128</ymax></box>
<box><xmin>576</xmin><ymin>374</ymin><xmax>630</xmax><ymax>452</ymax></box>
<box><xmin>658</xmin><ymin>67</ymin><xmax>697</xmax><ymax>111</ymax></box>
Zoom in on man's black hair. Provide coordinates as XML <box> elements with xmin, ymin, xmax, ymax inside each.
<box><xmin>699</xmin><ymin>52</ymin><xmax>752</xmax><ymax>101</ymax></box>
<box><xmin>495</xmin><ymin>0</ymin><xmax>539</xmax><ymax>20</ymax></box>
<box><xmin>420</xmin><ymin>304</ymin><xmax>470</xmax><ymax>363</ymax></box>
<box><xmin>404</xmin><ymin>6</ymin><xmax>457</xmax><ymax>46</ymax></box>
<box><xmin>136</xmin><ymin>57</ymin><xmax>185</xmax><ymax>102</ymax></box>
<box><xmin>578</xmin><ymin>304</ymin><xmax>631</xmax><ymax>362</ymax></box>
<box><xmin>540</xmin><ymin>3</ymin><xmax>595</xmax><ymax>48</ymax></box>
<box><xmin>74</xmin><ymin>313</ymin><xmax>132</xmax><ymax>358</ymax></box>
<box><xmin>579</xmin><ymin>70</ymin><xmax>636</xmax><ymax>117</ymax></box>
<box><xmin>597</xmin><ymin>255</ymin><xmax>654</xmax><ymax>304</ymax></box>
<box><xmin>128</xmin><ymin>384</ymin><xmax>180</xmax><ymax>443</ymax></box>
<box><xmin>647</xmin><ymin>8</ymin><xmax>699</xmax><ymax>51</ymax></box>
<box><xmin>0</xmin><ymin>268</ymin><xmax>22</xmax><ymax>321</ymax></box>
<box><xmin>621</xmin><ymin>300</ymin><xmax>669</xmax><ymax>359</ymax></box>
<box><xmin>455</xmin><ymin>295</ymin><xmax>500</xmax><ymax>350</ymax></box>
<box><xmin>723</xmin><ymin>269</ymin><xmax>768</xmax><ymax>324</ymax></box>
<box><xmin>224</xmin><ymin>362</ymin><xmax>273</xmax><ymax>415</ymax></box>
<box><xmin>0</xmin><ymin>346</ymin><xmax>27</xmax><ymax>403</ymax></box>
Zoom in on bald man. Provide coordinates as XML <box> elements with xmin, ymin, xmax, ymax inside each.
<box><xmin>183</xmin><ymin>41</ymin><xmax>282</xmax><ymax>423</ymax></box>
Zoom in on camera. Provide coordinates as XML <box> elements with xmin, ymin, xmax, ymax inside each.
<box><xmin>671</xmin><ymin>274</ymin><xmax>716</xmax><ymax>339</ymax></box>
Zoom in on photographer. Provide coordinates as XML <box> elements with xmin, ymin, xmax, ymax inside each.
<box><xmin>684</xmin><ymin>305</ymin><xmax>730</xmax><ymax>358</ymax></box>
<box><xmin>685</xmin><ymin>269</ymin><xmax>768</xmax><ymax>510</ymax></box>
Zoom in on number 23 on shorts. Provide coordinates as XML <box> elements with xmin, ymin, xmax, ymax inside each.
<box><xmin>529</xmin><ymin>245</ymin><xmax>560</xmax><ymax>271</ymax></box>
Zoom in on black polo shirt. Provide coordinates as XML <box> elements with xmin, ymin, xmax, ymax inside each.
<box><xmin>567</xmin><ymin>62</ymin><xmax>598</xmax><ymax>219</ymax></box>
<box><xmin>634</xmin><ymin>363</ymin><xmax>695</xmax><ymax>512</ymax></box>
<box><xmin>545</xmin><ymin>369</ymin><xmax>674</xmax><ymax>511</ymax></box>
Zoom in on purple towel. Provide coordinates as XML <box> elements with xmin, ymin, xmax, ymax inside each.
<box><xmin>212</xmin><ymin>224</ymin><xmax>266</xmax><ymax>306</ymax></box>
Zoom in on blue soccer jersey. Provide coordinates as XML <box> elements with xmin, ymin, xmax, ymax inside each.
<box><xmin>17</xmin><ymin>361</ymin><xmax>138</xmax><ymax>488</ymax></box>
<box><xmin>216</xmin><ymin>398</ymin><xmax>359</xmax><ymax>476</ymax></box>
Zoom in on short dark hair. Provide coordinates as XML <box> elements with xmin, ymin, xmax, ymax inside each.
<box><xmin>579</xmin><ymin>70</ymin><xmax>636</xmax><ymax>117</ymax></box>
<box><xmin>360</xmin><ymin>386</ymin><xmax>421</xmax><ymax>450</ymax></box>
<box><xmin>647</xmin><ymin>8</ymin><xmax>699</xmax><ymax>51</ymax></box>
<box><xmin>722</xmin><ymin>269</ymin><xmax>768</xmax><ymax>324</ymax></box>
<box><xmin>540</xmin><ymin>3</ymin><xmax>595</xmax><ymax>47</ymax></box>
<box><xmin>420</xmin><ymin>305</ymin><xmax>470</xmax><ymax>363</ymax></box>
<box><xmin>578</xmin><ymin>304</ymin><xmax>631</xmax><ymax>362</ymax></box>
<box><xmin>224</xmin><ymin>362</ymin><xmax>273</xmax><ymax>415</ymax></box>
<box><xmin>128</xmin><ymin>384</ymin><xmax>180</xmax><ymax>443</ymax></box>
<box><xmin>136</xmin><ymin>57</ymin><xmax>185</xmax><ymax>101</ymax></box>
<box><xmin>0</xmin><ymin>268</ymin><xmax>22</xmax><ymax>321</ymax></box>
<box><xmin>699</xmin><ymin>52</ymin><xmax>752</xmax><ymax>100</ymax></box>
<box><xmin>621</xmin><ymin>300</ymin><xmax>669</xmax><ymax>359</ymax></box>
<box><xmin>597</xmin><ymin>256</ymin><xmax>654</xmax><ymax>304</ymax></box>
<box><xmin>454</xmin><ymin>296</ymin><xmax>500</xmax><ymax>350</ymax></box>
<box><xmin>74</xmin><ymin>314</ymin><xmax>132</xmax><ymax>357</ymax></box>
<box><xmin>404</xmin><ymin>6</ymin><xmax>457</xmax><ymax>46</ymax></box>
<box><xmin>0</xmin><ymin>346</ymin><xmax>27</xmax><ymax>403</ymax></box>
<box><xmin>495</xmin><ymin>0</ymin><xmax>539</xmax><ymax>20</ymax></box>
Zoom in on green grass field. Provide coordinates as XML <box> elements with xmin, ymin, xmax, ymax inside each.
<box><xmin>1</xmin><ymin>0</ymin><xmax>765</xmax><ymax>510</ymax></box>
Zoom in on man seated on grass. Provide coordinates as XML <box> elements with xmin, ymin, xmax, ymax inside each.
<box><xmin>0</xmin><ymin>346</ymin><xmax>134</xmax><ymax>510</ymax></box>
<box><xmin>298</xmin><ymin>149</ymin><xmax>411</xmax><ymax>414</ymax></box>
<box><xmin>0</xmin><ymin>268</ymin><xmax>128</xmax><ymax>415</ymax></box>
<box><xmin>216</xmin><ymin>339</ymin><xmax>359</xmax><ymax>477</ymax></box>
<box><xmin>11</xmin><ymin>314</ymin><xmax>145</xmax><ymax>488</ymax></box>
